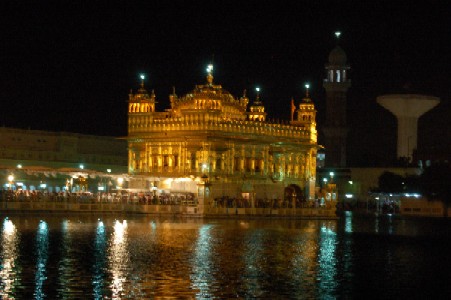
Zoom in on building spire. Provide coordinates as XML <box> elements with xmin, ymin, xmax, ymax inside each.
<box><xmin>206</xmin><ymin>64</ymin><xmax>214</xmax><ymax>85</ymax></box>
<box><xmin>137</xmin><ymin>73</ymin><xmax>149</xmax><ymax>95</ymax></box>
<box><xmin>140</xmin><ymin>74</ymin><xmax>145</xmax><ymax>88</ymax></box>
<box><xmin>334</xmin><ymin>31</ymin><xmax>341</xmax><ymax>44</ymax></box>
<box><xmin>302</xmin><ymin>83</ymin><xmax>312</xmax><ymax>103</ymax></box>
<box><xmin>248</xmin><ymin>87</ymin><xmax>266</xmax><ymax>122</ymax></box>
<box><xmin>255</xmin><ymin>87</ymin><xmax>261</xmax><ymax>104</ymax></box>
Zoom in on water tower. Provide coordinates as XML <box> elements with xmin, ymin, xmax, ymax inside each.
<box><xmin>377</xmin><ymin>94</ymin><xmax>440</xmax><ymax>161</ymax></box>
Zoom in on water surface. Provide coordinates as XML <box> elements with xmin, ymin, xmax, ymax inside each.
<box><xmin>1</xmin><ymin>212</ymin><xmax>451</xmax><ymax>299</ymax></box>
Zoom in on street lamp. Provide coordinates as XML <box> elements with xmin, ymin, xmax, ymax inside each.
<box><xmin>117</xmin><ymin>177</ymin><xmax>124</xmax><ymax>192</ymax></box>
<box><xmin>322</xmin><ymin>177</ymin><xmax>328</xmax><ymax>190</ymax></box>
<box><xmin>7</xmin><ymin>175</ymin><xmax>14</xmax><ymax>190</ymax></box>
<box><xmin>106</xmin><ymin>169</ymin><xmax>112</xmax><ymax>195</ymax></box>
<box><xmin>117</xmin><ymin>177</ymin><xmax>124</xmax><ymax>202</ymax></box>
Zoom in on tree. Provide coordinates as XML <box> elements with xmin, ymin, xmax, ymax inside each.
<box><xmin>420</xmin><ymin>163</ymin><xmax>451</xmax><ymax>204</ymax></box>
<box><xmin>378</xmin><ymin>171</ymin><xmax>404</xmax><ymax>193</ymax></box>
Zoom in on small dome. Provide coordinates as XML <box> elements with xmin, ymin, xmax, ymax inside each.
<box><xmin>328</xmin><ymin>46</ymin><xmax>347</xmax><ymax>65</ymax></box>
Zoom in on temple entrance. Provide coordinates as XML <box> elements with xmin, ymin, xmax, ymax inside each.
<box><xmin>284</xmin><ymin>184</ymin><xmax>304</xmax><ymax>208</ymax></box>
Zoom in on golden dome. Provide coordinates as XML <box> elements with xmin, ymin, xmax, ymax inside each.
<box><xmin>170</xmin><ymin>76</ymin><xmax>248</xmax><ymax>120</ymax></box>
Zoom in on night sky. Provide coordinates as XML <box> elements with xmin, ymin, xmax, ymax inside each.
<box><xmin>1</xmin><ymin>1</ymin><xmax>450</xmax><ymax>166</ymax></box>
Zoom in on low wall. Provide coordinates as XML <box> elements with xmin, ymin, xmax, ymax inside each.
<box><xmin>400</xmin><ymin>198</ymin><xmax>445</xmax><ymax>217</ymax></box>
<box><xmin>0</xmin><ymin>201</ymin><xmax>337</xmax><ymax>218</ymax></box>
<box><xmin>205</xmin><ymin>206</ymin><xmax>337</xmax><ymax>218</ymax></box>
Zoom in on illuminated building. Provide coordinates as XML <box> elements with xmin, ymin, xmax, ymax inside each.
<box><xmin>126</xmin><ymin>69</ymin><xmax>319</xmax><ymax>208</ymax></box>
<box><xmin>0</xmin><ymin>127</ymin><xmax>127</xmax><ymax>192</ymax></box>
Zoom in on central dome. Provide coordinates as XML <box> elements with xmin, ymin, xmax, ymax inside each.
<box><xmin>170</xmin><ymin>75</ymin><xmax>249</xmax><ymax>121</ymax></box>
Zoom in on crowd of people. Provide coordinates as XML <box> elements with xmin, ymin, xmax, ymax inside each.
<box><xmin>1</xmin><ymin>189</ymin><xmax>332</xmax><ymax>209</ymax></box>
<box><xmin>0</xmin><ymin>189</ymin><xmax>198</xmax><ymax>206</ymax></box>
<box><xmin>212</xmin><ymin>196</ymin><xmax>330</xmax><ymax>209</ymax></box>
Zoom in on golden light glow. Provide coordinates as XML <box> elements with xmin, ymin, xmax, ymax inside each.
<box><xmin>126</xmin><ymin>67</ymin><xmax>321</xmax><ymax>205</ymax></box>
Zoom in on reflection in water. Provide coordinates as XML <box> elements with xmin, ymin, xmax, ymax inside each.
<box><xmin>339</xmin><ymin>214</ymin><xmax>355</xmax><ymax>296</ymax></box>
<box><xmin>58</xmin><ymin>219</ymin><xmax>75</xmax><ymax>298</ymax></box>
<box><xmin>1</xmin><ymin>215</ymin><xmax>450</xmax><ymax>298</ymax></box>
<box><xmin>291</xmin><ymin>226</ymin><xmax>315</xmax><ymax>298</ymax></box>
<box><xmin>375</xmin><ymin>215</ymin><xmax>380</xmax><ymax>233</ymax></box>
<box><xmin>345</xmin><ymin>211</ymin><xmax>353</xmax><ymax>233</ymax></box>
<box><xmin>109</xmin><ymin>220</ymin><xmax>130</xmax><ymax>298</ymax></box>
<box><xmin>318</xmin><ymin>222</ymin><xmax>338</xmax><ymax>298</ymax></box>
<box><xmin>34</xmin><ymin>220</ymin><xmax>49</xmax><ymax>300</ymax></box>
<box><xmin>242</xmin><ymin>227</ymin><xmax>264</xmax><ymax>298</ymax></box>
<box><xmin>190</xmin><ymin>224</ymin><xmax>214</xmax><ymax>298</ymax></box>
<box><xmin>388</xmin><ymin>214</ymin><xmax>394</xmax><ymax>235</ymax></box>
<box><xmin>0</xmin><ymin>218</ymin><xmax>20</xmax><ymax>298</ymax></box>
<box><xmin>93</xmin><ymin>219</ymin><xmax>107</xmax><ymax>299</ymax></box>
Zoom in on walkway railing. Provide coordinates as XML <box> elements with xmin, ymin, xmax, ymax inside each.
<box><xmin>0</xmin><ymin>191</ymin><xmax>337</xmax><ymax>218</ymax></box>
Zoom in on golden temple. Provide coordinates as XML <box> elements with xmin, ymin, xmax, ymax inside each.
<box><xmin>126</xmin><ymin>67</ymin><xmax>327</xmax><ymax>214</ymax></box>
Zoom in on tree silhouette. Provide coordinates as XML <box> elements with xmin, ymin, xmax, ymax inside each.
<box><xmin>378</xmin><ymin>171</ymin><xmax>404</xmax><ymax>193</ymax></box>
<box><xmin>420</xmin><ymin>163</ymin><xmax>451</xmax><ymax>205</ymax></box>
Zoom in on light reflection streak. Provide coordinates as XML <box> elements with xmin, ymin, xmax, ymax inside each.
<box><xmin>109</xmin><ymin>220</ymin><xmax>130</xmax><ymax>298</ymax></box>
<box><xmin>57</xmin><ymin>219</ymin><xmax>83</xmax><ymax>299</ymax></box>
<box><xmin>190</xmin><ymin>224</ymin><xmax>214</xmax><ymax>298</ymax></box>
<box><xmin>243</xmin><ymin>229</ymin><xmax>263</xmax><ymax>297</ymax></box>
<box><xmin>148</xmin><ymin>221</ymin><xmax>158</xmax><ymax>245</ymax></box>
<box><xmin>58</xmin><ymin>219</ymin><xmax>74</xmax><ymax>298</ymax></box>
<box><xmin>93</xmin><ymin>219</ymin><xmax>107</xmax><ymax>299</ymax></box>
<box><xmin>388</xmin><ymin>214</ymin><xmax>393</xmax><ymax>235</ymax></box>
<box><xmin>291</xmin><ymin>227</ymin><xmax>317</xmax><ymax>298</ymax></box>
<box><xmin>0</xmin><ymin>218</ymin><xmax>20</xmax><ymax>298</ymax></box>
<box><xmin>150</xmin><ymin>221</ymin><xmax>157</xmax><ymax>231</ymax></box>
<box><xmin>318</xmin><ymin>223</ymin><xmax>338</xmax><ymax>296</ymax></box>
<box><xmin>344</xmin><ymin>211</ymin><xmax>353</xmax><ymax>233</ymax></box>
<box><xmin>34</xmin><ymin>220</ymin><xmax>49</xmax><ymax>300</ymax></box>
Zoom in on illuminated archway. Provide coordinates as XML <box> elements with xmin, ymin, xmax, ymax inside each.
<box><xmin>284</xmin><ymin>184</ymin><xmax>304</xmax><ymax>207</ymax></box>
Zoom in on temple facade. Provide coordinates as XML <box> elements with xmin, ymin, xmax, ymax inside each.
<box><xmin>126</xmin><ymin>70</ymin><xmax>322</xmax><ymax>210</ymax></box>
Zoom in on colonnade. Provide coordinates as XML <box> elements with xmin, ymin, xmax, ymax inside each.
<box><xmin>128</xmin><ymin>142</ymin><xmax>316</xmax><ymax>181</ymax></box>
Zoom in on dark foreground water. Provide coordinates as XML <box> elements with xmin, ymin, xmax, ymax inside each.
<box><xmin>1</xmin><ymin>212</ymin><xmax>451</xmax><ymax>299</ymax></box>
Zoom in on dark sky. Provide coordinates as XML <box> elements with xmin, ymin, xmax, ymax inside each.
<box><xmin>1</xmin><ymin>0</ymin><xmax>450</xmax><ymax>166</ymax></box>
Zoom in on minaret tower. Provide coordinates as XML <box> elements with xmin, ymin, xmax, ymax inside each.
<box><xmin>248</xmin><ymin>87</ymin><xmax>267</xmax><ymax>122</ymax></box>
<box><xmin>323</xmin><ymin>32</ymin><xmax>351</xmax><ymax>167</ymax></box>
